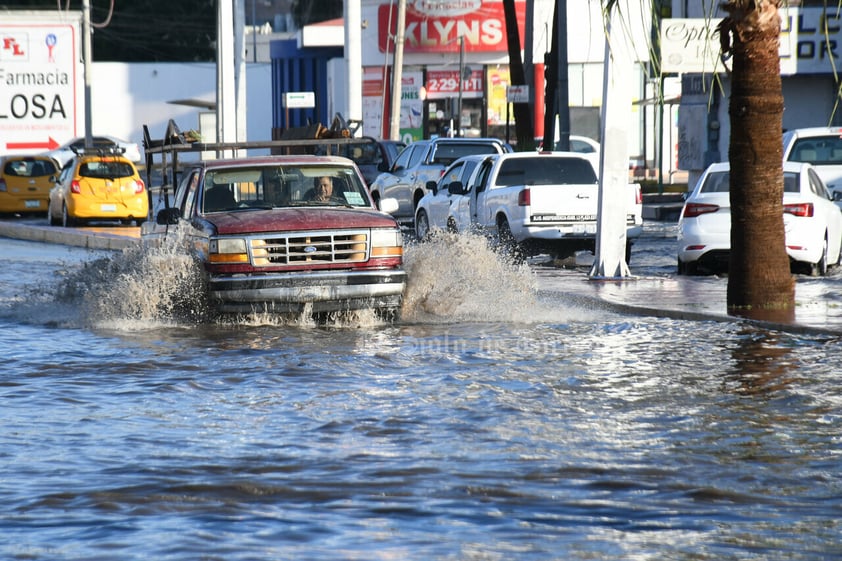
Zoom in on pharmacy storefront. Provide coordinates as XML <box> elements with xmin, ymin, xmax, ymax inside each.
<box><xmin>360</xmin><ymin>0</ymin><xmax>526</xmax><ymax>143</ymax></box>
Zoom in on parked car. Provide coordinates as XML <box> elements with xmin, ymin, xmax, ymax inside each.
<box><xmin>414</xmin><ymin>154</ymin><xmax>490</xmax><ymax>239</ymax></box>
<box><xmin>782</xmin><ymin>127</ymin><xmax>842</xmax><ymax>206</ymax></box>
<box><xmin>368</xmin><ymin>137</ymin><xmax>512</xmax><ymax>225</ymax></box>
<box><xmin>43</xmin><ymin>135</ymin><xmax>142</xmax><ymax>168</ymax></box>
<box><xmin>0</xmin><ymin>154</ymin><xmax>60</xmax><ymax>215</ymax></box>
<box><xmin>416</xmin><ymin>151</ymin><xmax>644</xmax><ymax>261</ymax></box>
<box><xmin>677</xmin><ymin>160</ymin><xmax>842</xmax><ymax>276</ymax></box>
<box><xmin>48</xmin><ymin>148</ymin><xmax>148</xmax><ymax>227</ymax></box>
<box><xmin>317</xmin><ymin>137</ymin><xmax>406</xmax><ymax>186</ymax></box>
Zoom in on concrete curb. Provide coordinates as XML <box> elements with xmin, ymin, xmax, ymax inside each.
<box><xmin>0</xmin><ymin>221</ymin><xmax>138</xmax><ymax>251</ymax></box>
<box><xmin>561</xmin><ymin>289</ymin><xmax>842</xmax><ymax>337</ymax></box>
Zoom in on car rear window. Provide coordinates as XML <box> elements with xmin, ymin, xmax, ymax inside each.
<box><xmin>701</xmin><ymin>171</ymin><xmax>799</xmax><ymax>193</ymax></box>
<box><xmin>79</xmin><ymin>161</ymin><xmax>136</xmax><ymax>179</ymax></box>
<box><xmin>431</xmin><ymin>143</ymin><xmax>502</xmax><ymax>166</ymax></box>
<box><xmin>3</xmin><ymin>159</ymin><xmax>57</xmax><ymax>177</ymax></box>
<box><xmin>496</xmin><ymin>157</ymin><xmax>597</xmax><ymax>186</ymax></box>
<box><xmin>787</xmin><ymin>136</ymin><xmax>842</xmax><ymax>165</ymax></box>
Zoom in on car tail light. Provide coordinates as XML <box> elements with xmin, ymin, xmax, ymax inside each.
<box><xmin>634</xmin><ymin>184</ymin><xmax>642</xmax><ymax>205</ymax></box>
<box><xmin>133</xmin><ymin>178</ymin><xmax>145</xmax><ymax>194</ymax></box>
<box><xmin>518</xmin><ymin>188</ymin><xmax>531</xmax><ymax>206</ymax></box>
<box><xmin>682</xmin><ymin>202</ymin><xmax>719</xmax><ymax>218</ymax></box>
<box><xmin>70</xmin><ymin>179</ymin><xmax>82</xmax><ymax>194</ymax></box>
<box><xmin>784</xmin><ymin>202</ymin><xmax>813</xmax><ymax>217</ymax></box>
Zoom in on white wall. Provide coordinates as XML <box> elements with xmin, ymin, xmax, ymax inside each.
<box><xmin>90</xmin><ymin>62</ymin><xmax>274</xmax><ymax>148</ymax></box>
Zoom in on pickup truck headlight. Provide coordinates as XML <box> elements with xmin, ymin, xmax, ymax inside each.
<box><xmin>209</xmin><ymin>237</ymin><xmax>249</xmax><ymax>264</ymax></box>
<box><xmin>370</xmin><ymin>228</ymin><xmax>403</xmax><ymax>258</ymax></box>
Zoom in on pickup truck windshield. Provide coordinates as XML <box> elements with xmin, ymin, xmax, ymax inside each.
<box><xmin>203</xmin><ymin>165</ymin><xmax>371</xmax><ymax>212</ymax></box>
<box><xmin>496</xmin><ymin>157</ymin><xmax>597</xmax><ymax>186</ymax></box>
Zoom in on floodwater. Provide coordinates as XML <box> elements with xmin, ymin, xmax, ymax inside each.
<box><xmin>1</xmin><ymin>227</ymin><xmax>840</xmax><ymax>561</ymax></box>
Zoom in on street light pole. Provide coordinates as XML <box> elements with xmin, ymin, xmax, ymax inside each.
<box><xmin>388</xmin><ymin>0</ymin><xmax>407</xmax><ymax>141</ymax></box>
<box><xmin>457</xmin><ymin>36</ymin><xmax>463</xmax><ymax>137</ymax></box>
<box><xmin>82</xmin><ymin>0</ymin><xmax>92</xmax><ymax>147</ymax></box>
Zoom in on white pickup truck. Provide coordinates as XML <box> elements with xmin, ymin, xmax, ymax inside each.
<box><xmin>415</xmin><ymin>151</ymin><xmax>643</xmax><ymax>260</ymax></box>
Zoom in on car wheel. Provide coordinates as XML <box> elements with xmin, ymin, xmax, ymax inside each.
<box><xmin>677</xmin><ymin>258</ymin><xmax>698</xmax><ymax>276</ymax></box>
<box><xmin>810</xmin><ymin>235</ymin><xmax>829</xmax><ymax>277</ymax></box>
<box><xmin>61</xmin><ymin>203</ymin><xmax>77</xmax><ymax>228</ymax></box>
<box><xmin>415</xmin><ymin>209</ymin><xmax>430</xmax><ymax>241</ymax></box>
<box><xmin>446</xmin><ymin>217</ymin><xmax>457</xmax><ymax>233</ymax></box>
<box><xmin>497</xmin><ymin>216</ymin><xmax>524</xmax><ymax>262</ymax></box>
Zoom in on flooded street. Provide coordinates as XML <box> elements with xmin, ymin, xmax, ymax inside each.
<box><xmin>1</xmin><ymin>229</ymin><xmax>840</xmax><ymax>560</ymax></box>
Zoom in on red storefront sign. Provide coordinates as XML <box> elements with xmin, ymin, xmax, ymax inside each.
<box><xmin>378</xmin><ymin>0</ymin><xmax>526</xmax><ymax>54</ymax></box>
<box><xmin>425</xmin><ymin>68</ymin><xmax>484</xmax><ymax>99</ymax></box>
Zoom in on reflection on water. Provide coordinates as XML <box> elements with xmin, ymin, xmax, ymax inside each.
<box><xmin>0</xmin><ymin>233</ymin><xmax>841</xmax><ymax>560</ymax></box>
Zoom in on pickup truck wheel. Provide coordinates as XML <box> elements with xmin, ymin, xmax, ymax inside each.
<box><xmin>497</xmin><ymin>217</ymin><xmax>524</xmax><ymax>263</ymax></box>
<box><xmin>415</xmin><ymin>209</ymin><xmax>431</xmax><ymax>241</ymax></box>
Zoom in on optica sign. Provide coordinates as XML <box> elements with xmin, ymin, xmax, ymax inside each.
<box><xmin>0</xmin><ymin>12</ymin><xmax>81</xmax><ymax>155</ymax></box>
<box><xmin>378</xmin><ymin>0</ymin><xmax>527</xmax><ymax>54</ymax></box>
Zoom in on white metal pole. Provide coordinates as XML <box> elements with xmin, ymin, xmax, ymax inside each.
<box><xmin>345</xmin><ymin>0</ymin><xmax>363</xmax><ymax>126</ymax></box>
<box><xmin>82</xmin><ymin>0</ymin><xmax>92</xmax><ymax>147</ymax></box>
<box><xmin>388</xmin><ymin>0</ymin><xmax>406</xmax><ymax>141</ymax></box>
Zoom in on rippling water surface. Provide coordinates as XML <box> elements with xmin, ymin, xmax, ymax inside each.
<box><xmin>1</xmin><ymin>230</ymin><xmax>840</xmax><ymax>560</ymax></box>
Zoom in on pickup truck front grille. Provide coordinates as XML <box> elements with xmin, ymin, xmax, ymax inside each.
<box><xmin>250</xmin><ymin>230</ymin><xmax>369</xmax><ymax>266</ymax></box>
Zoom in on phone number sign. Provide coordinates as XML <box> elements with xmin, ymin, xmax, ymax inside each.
<box><xmin>0</xmin><ymin>16</ymin><xmax>81</xmax><ymax>154</ymax></box>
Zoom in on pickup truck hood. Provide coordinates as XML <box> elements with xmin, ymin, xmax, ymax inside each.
<box><xmin>208</xmin><ymin>207</ymin><xmax>398</xmax><ymax>235</ymax></box>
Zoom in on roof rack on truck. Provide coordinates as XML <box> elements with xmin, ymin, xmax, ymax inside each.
<box><xmin>141</xmin><ymin>119</ymin><xmax>376</xmax><ymax>218</ymax></box>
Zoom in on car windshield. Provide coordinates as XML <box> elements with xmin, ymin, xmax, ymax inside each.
<box><xmin>79</xmin><ymin>160</ymin><xmax>135</xmax><ymax>179</ymax></box>
<box><xmin>700</xmin><ymin>171</ymin><xmax>799</xmax><ymax>193</ymax></box>
<box><xmin>202</xmin><ymin>165</ymin><xmax>371</xmax><ymax>213</ymax></box>
<box><xmin>495</xmin><ymin>157</ymin><xmax>597</xmax><ymax>186</ymax></box>
<box><xmin>787</xmin><ymin>136</ymin><xmax>842</xmax><ymax>165</ymax></box>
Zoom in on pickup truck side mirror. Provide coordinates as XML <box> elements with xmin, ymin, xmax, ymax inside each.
<box><xmin>448</xmin><ymin>181</ymin><xmax>465</xmax><ymax>195</ymax></box>
<box><xmin>156</xmin><ymin>207</ymin><xmax>182</xmax><ymax>225</ymax></box>
<box><xmin>426</xmin><ymin>180</ymin><xmax>438</xmax><ymax>195</ymax></box>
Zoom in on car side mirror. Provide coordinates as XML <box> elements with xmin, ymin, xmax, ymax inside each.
<box><xmin>833</xmin><ymin>191</ymin><xmax>842</xmax><ymax>202</ymax></box>
<box><xmin>156</xmin><ymin>207</ymin><xmax>181</xmax><ymax>225</ymax></box>
<box><xmin>378</xmin><ymin>197</ymin><xmax>399</xmax><ymax>215</ymax></box>
<box><xmin>448</xmin><ymin>181</ymin><xmax>465</xmax><ymax>195</ymax></box>
<box><xmin>426</xmin><ymin>180</ymin><xmax>438</xmax><ymax>195</ymax></box>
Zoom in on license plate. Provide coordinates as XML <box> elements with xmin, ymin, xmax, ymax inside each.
<box><xmin>24</xmin><ymin>200</ymin><xmax>41</xmax><ymax>208</ymax></box>
<box><xmin>101</xmin><ymin>203</ymin><xmax>117</xmax><ymax>212</ymax></box>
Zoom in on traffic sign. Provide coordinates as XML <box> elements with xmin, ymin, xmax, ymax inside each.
<box><xmin>0</xmin><ymin>12</ymin><xmax>83</xmax><ymax>155</ymax></box>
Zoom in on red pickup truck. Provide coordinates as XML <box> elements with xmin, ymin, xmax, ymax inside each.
<box><xmin>141</xmin><ymin>127</ymin><xmax>406</xmax><ymax>320</ymax></box>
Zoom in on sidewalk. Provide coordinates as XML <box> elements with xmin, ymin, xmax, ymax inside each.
<box><xmin>536</xmin><ymin>265</ymin><xmax>842</xmax><ymax>337</ymax></box>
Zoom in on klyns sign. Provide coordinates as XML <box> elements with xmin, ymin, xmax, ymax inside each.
<box><xmin>378</xmin><ymin>0</ymin><xmax>526</xmax><ymax>54</ymax></box>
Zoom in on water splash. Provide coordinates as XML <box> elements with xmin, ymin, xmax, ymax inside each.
<box><xmin>401</xmin><ymin>230</ymin><xmax>541</xmax><ymax>323</ymax></box>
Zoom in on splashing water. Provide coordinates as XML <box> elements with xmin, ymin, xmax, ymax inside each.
<box><xmin>401</xmin><ymin>230</ymin><xmax>541</xmax><ymax>323</ymax></box>
<box><xmin>53</xmin><ymin>224</ymin><xmax>211</xmax><ymax>328</ymax></box>
<box><xmin>9</xmin><ymin>226</ymin><xmax>584</xmax><ymax>329</ymax></box>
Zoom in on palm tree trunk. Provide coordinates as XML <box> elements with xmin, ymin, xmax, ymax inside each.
<box><xmin>719</xmin><ymin>0</ymin><xmax>794</xmax><ymax>321</ymax></box>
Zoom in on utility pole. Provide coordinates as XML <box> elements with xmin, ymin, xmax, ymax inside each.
<box><xmin>82</xmin><ymin>0</ymin><xmax>92</xmax><ymax>147</ymax></box>
<box><xmin>556</xmin><ymin>0</ymin><xmax>570</xmax><ymax>151</ymax></box>
<box><xmin>388</xmin><ymin>0</ymin><xmax>406</xmax><ymax>141</ymax></box>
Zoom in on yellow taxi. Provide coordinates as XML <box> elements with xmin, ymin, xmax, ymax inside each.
<box><xmin>48</xmin><ymin>148</ymin><xmax>148</xmax><ymax>227</ymax></box>
<box><xmin>0</xmin><ymin>155</ymin><xmax>60</xmax><ymax>215</ymax></box>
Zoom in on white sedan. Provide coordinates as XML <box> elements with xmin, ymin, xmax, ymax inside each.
<box><xmin>677</xmin><ymin>161</ymin><xmax>842</xmax><ymax>276</ymax></box>
<box><xmin>414</xmin><ymin>154</ymin><xmax>489</xmax><ymax>239</ymax></box>
<box><xmin>43</xmin><ymin>136</ymin><xmax>142</xmax><ymax>168</ymax></box>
